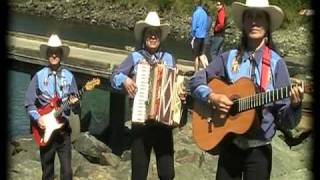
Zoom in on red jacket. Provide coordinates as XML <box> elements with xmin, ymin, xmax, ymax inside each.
<box><xmin>213</xmin><ymin>7</ymin><xmax>225</xmax><ymax>34</ymax></box>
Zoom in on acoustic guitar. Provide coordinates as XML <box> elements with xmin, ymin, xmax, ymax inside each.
<box><xmin>31</xmin><ymin>78</ymin><xmax>101</xmax><ymax>147</ymax></box>
<box><xmin>192</xmin><ymin>77</ymin><xmax>312</xmax><ymax>154</ymax></box>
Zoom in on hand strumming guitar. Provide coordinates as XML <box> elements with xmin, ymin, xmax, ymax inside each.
<box><xmin>68</xmin><ymin>95</ymin><xmax>79</xmax><ymax>105</ymax></box>
<box><xmin>37</xmin><ymin>116</ymin><xmax>46</xmax><ymax>129</ymax></box>
<box><xmin>208</xmin><ymin>92</ymin><xmax>234</xmax><ymax>116</ymax></box>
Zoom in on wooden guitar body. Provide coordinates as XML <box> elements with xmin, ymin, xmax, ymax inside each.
<box><xmin>192</xmin><ymin>77</ymin><xmax>257</xmax><ymax>153</ymax></box>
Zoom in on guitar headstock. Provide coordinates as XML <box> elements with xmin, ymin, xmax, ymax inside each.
<box><xmin>84</xmin><ymin>78</ymin><xmax>101</xmax><ymax>91</ymax></box>
<box><xmin>290</xmin><ymin>78</ymin><xmax>313</xmax><ymax>94</ymax></box>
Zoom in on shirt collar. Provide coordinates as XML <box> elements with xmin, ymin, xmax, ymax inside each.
<box><xmin>242</xmin><ymin>43</ymin><xmax>267</xmax><ymax>64</ymax></box>
<box><xmin>47</xmin><ymin>66</ymin><xmax>63</xmax><ymax>77</ymax></box>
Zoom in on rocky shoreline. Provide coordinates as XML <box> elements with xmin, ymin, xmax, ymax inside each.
<box><xmin>8</xmin><ymin>115</ymin><xmax>313</xmax><ymax>179</ymax></box>
<box><xmin>9</xmin><ymin>0</ymin><xmax>313</xmax><ymax>58</ymax></box>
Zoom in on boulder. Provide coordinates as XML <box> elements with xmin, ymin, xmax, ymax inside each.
<box><xmin>73</xmin><ymin>132</ymin><xmax>112</xmax><ymax>163</ymax></box>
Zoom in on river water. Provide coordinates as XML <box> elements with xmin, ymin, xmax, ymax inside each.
<box><xmin>8</xmin><ymin>12</ymin><xmax>192</xmax><ymax>139</ymax></box>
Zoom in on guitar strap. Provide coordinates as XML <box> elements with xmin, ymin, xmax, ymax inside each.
<box><xmin>260</xmin><ymin>46</ymin><xmax>270</xmax><ymax>92</ymax></box>
<box><xmin>245</xmin><ymin>46</ymin><xmax>270</xmax><ymax>138</ymax></box>
<box><xmin>53</xmin><ymin>71</ymin><xmax>58</xmax><ymax>97</ymax></box>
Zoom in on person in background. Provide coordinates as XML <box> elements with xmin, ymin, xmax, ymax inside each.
<box><xmin>25</xmin><ymin>34</ymin><xmax>79</xmax><ymax>180</ymax></box>
<box><xmin>111</xmin><ymin>11</ymin><xmax>187</xmax><ymax>180</ymax></box>
<box><xmin>189</xmin><ymin>0</ymin><xmax>304</xmax><ymax>179</ymax></box>
<box><xmin>202</xmin><ymin>2</ymin><xmax>214</xmax><ymax>63</ymax></box>
<box><xmin>210</xmin><ymin>1</ymin><xmax>226</xmax><ymax>59</ymax></box>
<box><xmin>191</xmin><ymin>0</ymin><xmax>208</xmax><ymax>71</ymax></box>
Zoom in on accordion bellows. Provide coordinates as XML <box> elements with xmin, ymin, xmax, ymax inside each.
<box><xmin>132</xmin><ymin>63</ymin><xmax>184</xmax><ymax>127</ymax></box>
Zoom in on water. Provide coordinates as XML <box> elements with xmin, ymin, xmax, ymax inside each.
<box><xmin>8</xmin><ymin>70</ymin><xmax>31</xmax><ymax>138</ymax></box>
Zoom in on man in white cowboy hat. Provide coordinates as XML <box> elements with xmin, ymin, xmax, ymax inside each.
<box><xmin>189</xmin><ymin>0</ymin><xmax>304</xmax><ymax>179</ymax></box>
<box><xmin>25</xmin><ymin>34</ymin><xmax>79</xmax><ymax>180</ymax></box>
<box><xmin>111</xmin><ymin>11</ymin><xmax>186</xmax><ymax>180</ymax></box>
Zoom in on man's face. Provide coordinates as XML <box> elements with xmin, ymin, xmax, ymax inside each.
<box><xmin>47</xmin><ymin>47</ymin><xmax>62</xmax><ymax>66</ymax></box>
<box><xmin>144</xmin><ymin>28</ymin><xmax>161</xmax><ymax>52</ymax></box>
<box><xmin>243</xmin><ymin>9</ymin><xmax>269</xmax><ymax>40</ymax></box>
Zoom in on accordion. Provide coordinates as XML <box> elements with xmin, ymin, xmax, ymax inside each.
<box><xmin>132</xmin><ymin>62</ymin><xmax>185</xmax><ymax>127</ymax></box>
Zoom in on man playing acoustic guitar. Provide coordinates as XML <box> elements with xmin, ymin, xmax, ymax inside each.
<box><xmin>24</xmin><ymin>34</ymin><xmax>79</xmax><ymax>180</ymax></box>
<box><xmin>189</xmin><ymin>0</ymin><xmax>304</xmax><ymax>179</ymax></box>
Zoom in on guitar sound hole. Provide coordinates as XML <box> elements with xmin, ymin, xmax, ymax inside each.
<box><xmin>229</xmin><ymin>95</ymin><xmax>240</xmax><ymax>116</ymax></box>
<box><xmin>229</xmin><ymin>105</ymin><xmax>237</xmax><ymax>116</ymax></box>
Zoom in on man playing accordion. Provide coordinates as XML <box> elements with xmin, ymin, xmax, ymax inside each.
<box><xmin>111</xmin><ymin>11</ymin><xmax>187</xmax><ymax>180</ymax></box>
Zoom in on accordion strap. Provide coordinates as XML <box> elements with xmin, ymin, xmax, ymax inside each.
<box><xmin>137</xmin><ymin>50</ymin><xmax>166</xmax><ymax>65</ymax></box>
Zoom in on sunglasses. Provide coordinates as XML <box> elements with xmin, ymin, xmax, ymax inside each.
<box><xmin>144</xmin><ymin>28</ymin><xmax>161</xmax><ymax>37</ymax></box>
<box><xmin>47</xmin><ymin>47</ymin><xmax>62</xmax><ymax>57</ymax></box>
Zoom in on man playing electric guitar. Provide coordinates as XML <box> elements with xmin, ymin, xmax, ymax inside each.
<box><xmin>24</xmin><ymin>34</ymin><xmax>79</xmax><ymax>180</ymax></box>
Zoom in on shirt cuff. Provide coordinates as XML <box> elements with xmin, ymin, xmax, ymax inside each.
<box><xmin>193</xmin><ymin>85</ymin><xmax>212</xmax><ymax>102</ymax></box>
<box><xmin>29</xmin><ymin>110</ymin><xmax>40</xmax><ymax>121</ymax></box>
<box><xmin>113</xmin><ymin>73</ymin><xmax>128</xmax><ymax>90</ymax></box>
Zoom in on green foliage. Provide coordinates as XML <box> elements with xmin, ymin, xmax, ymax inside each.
<box><xmin>158</xmin><ymin>0</ymin><xmax>173</xmax><ymax>11</ymax></box>
<box><xmin>114</xmin><ymin>0</ymin><xmax>312</xmax><ymax>28</ymax></box>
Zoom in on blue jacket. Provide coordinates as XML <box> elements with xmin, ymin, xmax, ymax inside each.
<box><xmin>111</xmin><ymin>49</ymin><xmax>176</xmax><ymax>91</ymax></box>
<box><xmin>189</xmin><ymin>44</ymin><xmax>302</xmax><ymax>140</ymax></box>
<box><xmin>24</xmin><ymin>66</ymin><xmax>78</xmax><ymax>121</ymax></box>
<box><xmin>191</xmin><ymin>6</ymin><xmax>208</xmax><ymax>38</ymax></box>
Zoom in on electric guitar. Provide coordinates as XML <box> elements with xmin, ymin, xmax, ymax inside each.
<box><xmin>192</xmin><ymin>77</ymin><xmax>312</xmax><ymax>154</ymax></box>
<box><xmin>31</xmin><ymin>78</ymin><xmax>101</xmax><ymax>147</ymax></box>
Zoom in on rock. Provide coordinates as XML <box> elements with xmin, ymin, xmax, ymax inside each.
<box><xmin>74</xmin><ymin>163</ymin><xmax>117</xmax><ymax>180</ymax></box>
<box><xmin>73</xmin><ymin>132</ymin><xmax>112</xmax><ymax>163</ymax></box>
<box><xmin>175</xmin><ymin>148</ymin><xmax>199</xmax><ymax>164</ymax></box>
<box><xmin>8</xmin><ymin>159</ymin><xmax>42</xmax><ymax>180</ymax></box>
<box><xmin>69</xmin><ymin>110</ymin><xmax>81</xmax><ymax>143</ymax></box>
<box><xmin>99</xmin><ymin>152</ymin><xmax>121</xmax><ymax>167</ymax></box>
<box><xmin>175</xmin><ymin>162</ymin><xmax>213</xmax><ymax>180</ymax></box>
<box><xmin>120</xmin><ymin>150</ymin><xmax>131</xmax><ymax>161</ymax></box>
<box><xmin>9</xmin><ymin>136</ymin><xmax>39</xmax><ymax>161</ymax></box>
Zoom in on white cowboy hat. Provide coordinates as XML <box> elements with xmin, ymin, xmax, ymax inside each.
<box><xmin>231</xmin><ymin>0</ymin><xmax>284</xmax><ymax>32</ymax></box>
<box><xmin>40</xmin><ymin>34</ymin><xmax>70</xmax><ymax>60</ymax></box>
<box><xmin>134</xmin><ymin>11</ymin><xmax>170</xmax><ymax>42</ymax></box>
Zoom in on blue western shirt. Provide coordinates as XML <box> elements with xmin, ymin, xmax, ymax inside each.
<box><xmin>24</xmin><ymin>66</ymin><xmax>78</xmax><ymax>121</ymax></box>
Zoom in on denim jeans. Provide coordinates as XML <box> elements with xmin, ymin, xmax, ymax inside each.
<box><xmin>210</xmin><ymin>35</ymin><xmax>224</xmax><ymax>59</ymax></box>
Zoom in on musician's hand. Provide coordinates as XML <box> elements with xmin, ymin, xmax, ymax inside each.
<box><xmin>290</xmin><ymin>85</ymin><xmax>304</xmax><ymax>108</ymax></box>
<box><xmin>178</xmin><ymin>88</ymin><xmax>187</xmax><ymax>104</ymax></box>
<box><xmin>68</xmin><ymin>95</ymin><xmax>79</xmax><ymax>105</ymax></box>
<box><xmin>37</xmin><ymin>116</ymin><xmax>46</xmax><ymax>129</ymax></box>
<box><xmin>124</xmin><ymin>77</ymin><xmax>137</xmax><ymax>98</ymax></box>
<box><xmin>208</xmin><ymin>92</ymin><xmax>233</xmax><ymax>113</ymax></box>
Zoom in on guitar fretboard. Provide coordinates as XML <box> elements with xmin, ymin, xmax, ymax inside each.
<box><xmin>53</xmin><ymin>88</ymin><xmax>84</xmax><ymax>118</ymax></box>
<box><xmin>234</xmin><ymin>85</ymin><xmax>292</xmax><ymax>113</ymax></box>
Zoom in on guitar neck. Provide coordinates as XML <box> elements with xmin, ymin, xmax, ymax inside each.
<box><xmin>234</xmin><ymin>85</ymin><xmax>291</xmax><ymax>113</ymax></box>
<box><xmin>54</xmin><ymin>87</ymin><xmax>85</xmax><ymax>118</ymax></box>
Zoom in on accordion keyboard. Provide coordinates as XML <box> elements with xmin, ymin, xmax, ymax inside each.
<box><xmin>132</xmin><ymin>63</ymin><xmax>151</xmax><ymax>123</ymax></box>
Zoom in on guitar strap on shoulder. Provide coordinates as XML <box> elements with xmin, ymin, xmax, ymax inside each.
<box><xmin>260</xmin><ymin>46</ymin><xmax>270</xmax><ymax>92</ymax></box>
